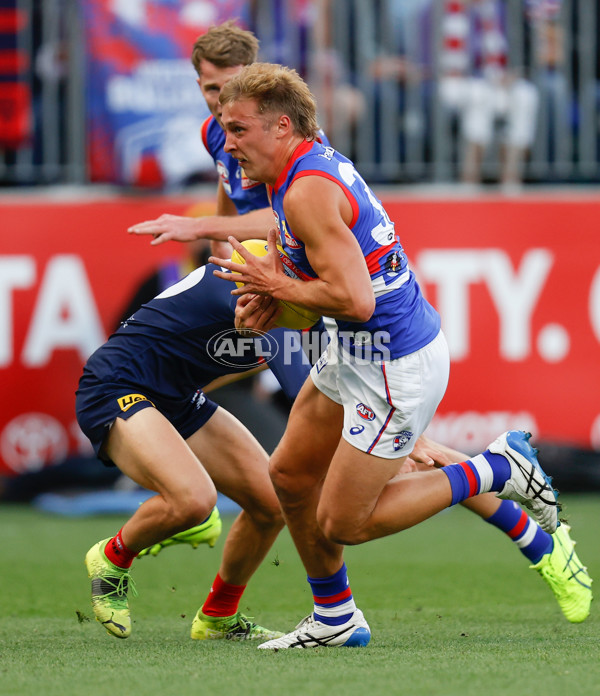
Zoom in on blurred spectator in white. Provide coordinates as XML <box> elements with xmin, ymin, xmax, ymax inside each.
<box><xmin>438</xmin><ymin>0</ymin><xmax>539</xmax><ymax>187</ymax></box>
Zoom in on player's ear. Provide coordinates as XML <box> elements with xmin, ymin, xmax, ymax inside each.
<box><xmin>276</xmin><ymin>114</ymin><xmax>292</xmax><ymax>135</ymax></box>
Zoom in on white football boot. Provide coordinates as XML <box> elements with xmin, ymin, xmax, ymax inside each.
<box><xmin>490</xmin><ymin>430</ymin><xmax>559</xmax><ymax>534</ymax></box>
<box><xmin>257</xmin><ymin>609</ymin><xmax>371</xmax><ymax>650</ymax></box>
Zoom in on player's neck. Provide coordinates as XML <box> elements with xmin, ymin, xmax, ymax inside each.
<box><xmin>271</xmin><ymin>136</ymin><xmax>309</xmax><ymax>186</ymax></box>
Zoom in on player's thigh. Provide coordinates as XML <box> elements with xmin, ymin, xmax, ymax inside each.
<box><xmin>104</xmin><ymin>406</ymin><xmax>214</xmax><ymax>501</ymax></box>
<box><xmin>319</xmin><ymin>438</ymin><xmax>404</xmax><ymax>528</ymax></box>
<box><xmin>185</xmin><ymin>406</ymin><xmax>275</xmax><ymax>509</ymax></box>
<box><xmin>332</xmin><ymin>336</ymin><xmax>448</xmax><ymax>460</ymax></box>
<box><xmin>270</xmin><ymin>377</ymin><xmax>344</xmax><ymax>488</ymax></box>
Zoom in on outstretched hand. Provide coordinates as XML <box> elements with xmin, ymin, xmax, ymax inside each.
<box><xmin>128</xmin><ymin>214</ymin><xmax>202</xmax><ymax>245</ymax></box>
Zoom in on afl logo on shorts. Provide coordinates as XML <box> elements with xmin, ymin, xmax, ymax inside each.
<box><xmin>356</xmin><ymin>403</ymin><xmax>375</xmax><ymax>421</ymax></box>
<box><xmin>117</xmin><ymin>394</ymin><xmax>154</xmax><ymax>412</ymax></box>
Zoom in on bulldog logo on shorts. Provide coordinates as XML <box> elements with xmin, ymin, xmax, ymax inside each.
<box><xmin>393</xmin><ymin>431</ymin><xmax>413</xmax><ymax>451</ymax></box>
<box><xmin>356</xmin><ymin>403</ymin><xmax>375</xmax><ymax>421</ymax></box>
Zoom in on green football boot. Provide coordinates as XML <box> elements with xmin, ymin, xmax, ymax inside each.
<box><xmin>190</xmin><ymin>610</ymin><xmax>284</xmax><ymax>641</ymax></box>
<box><xmin>137</xmin><ymin>507</ymin><xmax>222</xmax><ymax>558</ymax></box>
<box><xmin>531</xmin><ymin>523</ymin><xmax>593</xmax><ymax>623</ymax></box>
<box><xmin>85</xmin><ymin>539</ymin><xmax>137</xmax><ymax>638</ymax></box>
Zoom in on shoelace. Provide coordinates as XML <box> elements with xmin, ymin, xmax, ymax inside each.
<box><xmin>102</xmin><ymin>572</ymin><xmax>138</xmax><ymax>600</ymax></box>
<box><xmin>539</xmin><ymin>550</ymin><xmax>590</xmax><ymax>597</ymax></box>
<box><xmin>539</xmin><ymin>564</ymin><xmax>567</xmax><ymax>597</ymax></box>
<box><xmin>294</xmin><ymin>614</ymin><xmax>318</xmax><ymax>632</ymax></box>
<box><xmin>221</xmin><ymin>613</ymin><xmax>257</xmax><ymax>638</ymax></box>
<box><xmin>555</xmin><ymin>535</ymin><xmax>592</xmax><ymax>588</ymax></box>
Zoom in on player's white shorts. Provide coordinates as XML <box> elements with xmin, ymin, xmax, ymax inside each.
<box><xmin>310</xmin><ymin>330</ymin><xmax>449</xmax><ymax>459</ymax></box>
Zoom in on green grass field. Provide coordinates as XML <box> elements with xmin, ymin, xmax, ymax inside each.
<box><xmin>1</xmin><ymin>496</ymin><xmax>598</xmax><ymax>696</ymax></box>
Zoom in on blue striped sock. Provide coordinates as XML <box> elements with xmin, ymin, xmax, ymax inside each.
<box><xmin>442</xmin><ymin>453</ymin><xmax>512</xmax><ymax>506</ymax></box>
<box><xmin>308</xmin><ymin>563</ymin><xmax>356</xmax><ymax>626</ymax></box>
<box><xmin>485</xmin><ymin>500</ymin><xmax>553</xmax><ymax>563</ymax></box>
<box><xmin>482</xmin><ymin>452</ymin><xmax>512</xmax><ymax>491</ymax></box>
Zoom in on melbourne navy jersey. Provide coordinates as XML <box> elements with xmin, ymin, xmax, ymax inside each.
<box><xmin>202</xmin><ymin>116</ymin><xmax>271</xmax><ymax>214</ymax></box>
<box><xmin>80</xmin><ymin>264</ymin><xmax>310</xmax><ymax>404</ymax></box>
<box><xmin>270</xmin><ymin>140</ymin><xmax>440</xmax><ymax>360</ymax></box>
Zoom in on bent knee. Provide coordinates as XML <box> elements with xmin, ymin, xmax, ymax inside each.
<box><xmin>171</xmin><ymin>491</ymin><xmax>217</xmax><ymax>532</ymax></box>
<box><xmin>316</xmin><ymin>508</ymin><xmax>366</xmax><ymax>546</ymax></box>
<box><xmin>269</xmin><ymin>458</ymin><xmax>321</xmax><ymax>498</ymax></box>
<box><xmin>244</xmin><ymin>498</ymin><xmax>284</xmax><ymax>530</ymax></box>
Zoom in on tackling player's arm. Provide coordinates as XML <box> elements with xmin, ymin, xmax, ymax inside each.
<box><xmin>212</xmin><ymin>176</ymin><xmax>375</xmax><ymax>323</ymax></box>
<box><xmin>210</xmin><ymin>180</ymin><xmax>238</xmax><ymax>258</ymax></box>
<box><xmin>127</xmin><ymin>189</ymin><xmax>273</xmax><ymax>246</ymax></box>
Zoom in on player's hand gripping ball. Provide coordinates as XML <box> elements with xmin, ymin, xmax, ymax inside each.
<box><xmin>231</xmin><ymin>239</ymin><xmax>321</xmax><ymax>330</ymax></box>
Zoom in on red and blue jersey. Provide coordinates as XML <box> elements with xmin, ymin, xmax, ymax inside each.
<box><xmin>270</xmin><ymin>140</ymin><xmax>440</xmax><ymax>360</ymax></box>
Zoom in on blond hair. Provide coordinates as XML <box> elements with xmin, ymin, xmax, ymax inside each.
<box><xmin>220</xmin><ymin>63</ymin><xmax>319</xmax><ymax>140</ymax></box>
<box><xmin>191</xmin><ymin>20</ymin><xmax>259</xmax><ymax>75</ymax></box>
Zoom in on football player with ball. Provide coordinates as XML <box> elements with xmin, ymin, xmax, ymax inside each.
<box><xmin>125</xmin><ymin>23</ymin><xmax>591</xmax><ymax>647</ymax></box>
<box><xmin>208</xmin><ymin>62</ymin><xmax>589</xmax><ymax>648</ymax></box>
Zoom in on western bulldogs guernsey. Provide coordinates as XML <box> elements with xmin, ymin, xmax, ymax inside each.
<box><xmin>270</xmin><ymin>140</ymin><xmax>440</xmax><ymax>360</ymax></box>
<box><xmin>77</xmin><ymin>264</ymin><xmax>309</xmax><ymax>413</ymax></box>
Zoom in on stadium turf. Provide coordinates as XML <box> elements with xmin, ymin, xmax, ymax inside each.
<box><xmin>0</xmin><ymin>495</ymin><xmax>598</xmax><ymax>696</ymax></box>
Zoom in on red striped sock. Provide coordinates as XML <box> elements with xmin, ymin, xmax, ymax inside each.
<box><xmin>103</xmin><ymin>529</ymin><xmax>137</xmax><ymax>569</ymax></box>
<box><xmin>202</xmin><ymin>573</ymin><xmax>246</xmax><ymax>617</ymax></box>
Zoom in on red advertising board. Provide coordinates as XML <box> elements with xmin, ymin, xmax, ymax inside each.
<box><xmin>386</xmin><ymin>196</ymin><xmax>600</xmax><ymax>454</ymax></box>
<box><xmin>0</xmin><ymin>193</ymin><xmax>599</xmax><ymax>475</ymax></box>
<box><xmin>0</xmin><ymin>196</ymin><xmax>204</xmax><ymax>475</ymax></box>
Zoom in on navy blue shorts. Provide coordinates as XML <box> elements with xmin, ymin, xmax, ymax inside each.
<box><xmin>75</xmin><ymin>374</ymin><xmax>218</xmax><ymax>465</ymax></box>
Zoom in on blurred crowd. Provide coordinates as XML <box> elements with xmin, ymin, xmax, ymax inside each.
<box><xmin>1</xmin><ymin>0</ymin><xmax>599</xmax><ymax>187</ymax></box>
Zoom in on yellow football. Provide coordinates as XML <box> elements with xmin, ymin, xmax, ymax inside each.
<box><xmin>230</xmin><ymin>239</ymin><xmax>321</xmax><ymax>330</ymax></box>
